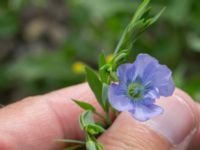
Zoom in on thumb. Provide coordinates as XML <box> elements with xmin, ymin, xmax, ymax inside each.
<box><xmin>98</xmin><ymin>89</ymin><xmax>200</xmax><ymax>150</ymax></box>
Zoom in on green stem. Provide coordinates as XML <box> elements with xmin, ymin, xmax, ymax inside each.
<box><xmin>104</xmin><ymin>107</ymin><xmax>112</xmax><ymax>126</ymax></box>
<box><xmin>114</xmin><ymin>27</ymin><xmax>129</xmax><ymax>55</ymax></box>
<box><xmin>64</xmin><ymin>144</ymin><xmax>85</xmax><ymax>150</ymax></box>
<box><xmin>56</xmin><ymin>139</ymin><xmax>85</xmax><ymax>145</ymax></box>
<box><xmin>94</xmin><ymin>111</ymin><xmax>105</xmax><ymax>120</ymax></box>
<box><xmin>105</xmin><ymin>112</ymin><xmax>112</xmax><ymax>126</ymax></box>
<box><xmin>94</xmin><ymin>111</ymin><xmax>112</xmax><ymax>126</ymax></box>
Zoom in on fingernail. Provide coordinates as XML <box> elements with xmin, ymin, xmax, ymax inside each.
<box><xmin>144</xmin><ymin>95</ymin><xmax>197</xmax><ymax>145</ymax></box>
<box><xmin>172</xmin><ymin>128</ymin><xmax>197</xmax><ymax>150</ymax></box>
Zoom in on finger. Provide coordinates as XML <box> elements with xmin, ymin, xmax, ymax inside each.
<box><xmin>98</xmin><ymin>89</ymin><xmax>200</xmax><ymax>150</ymax></box>
<box><xmin>0</xmin><ymin>83</ymin><xmax>100</xmax><ymax>150</ymax></box>
<box><xmin>42</xmin><ymin>83</ymin><xmax>103</xmax><ymax>139</ymax></box>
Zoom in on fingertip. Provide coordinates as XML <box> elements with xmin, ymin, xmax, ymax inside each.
<box><xmin>98</xmin><ymin>112</ymin><xmax>171</xmax><ymax>150</ymax></box>
<box><xmin>174</xmin><ymin>88</ymin><xmax>200</xmax><ymax>128</ymax></box>
<box><xmin>99</xmin><ymin>88</ymin><xmax>199</xmax><ymax>150</ymax></box>
<box><xmin>189</xmin><ymin>102</ymin><xmax>200</xmax><ymax>149</ymax></box>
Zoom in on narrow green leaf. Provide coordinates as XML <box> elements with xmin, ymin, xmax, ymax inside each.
<box><xmin>79</xmin><ymin>111</ymin><xmax>106</xmax><ymax>135</ymax></box>
<box><xmin>99</xmin><ymin>64</ymin><xmax>111</xmax><ymax>84</ymax></box>
<box><xmin>129</xmin><ymin>0</ymin><xmax>150</xmax><ymax>28</ymax></box>
<box><xmin>98</xmin><ymin>52</ymin><xmax>106</xmax><ymax>68</ymax></box>
<box><xmin>64</xmin><ymin>145</ymin><xmax>83</xmax><ymax>150</ymax></box>
<box><xmin>114</xmin><ymin>26</ymin><xmax>129</xmax><ymax>54</ymax></box>
<box><xmin>85</xmin><ymin>66</ymin><xmax>104</xmax><ymax>108</ymax></box>
<box><xmin>98</xmin><ymin>52</ymin><xmax>110</xmax><ymax>84</ymax></box>
<box><xmin>86</xmin><ymin>132</ymin><xmax>96</xmax><ymax>142</ymax></box>
<box><xmin>114</xmin><ymin>0</ymin><xmax>165</xmax><ymax>54</ymax></box>
<box><xmin>141</xmin><ymin>7</ymin><xmax>151</xmax><ymax>19</ymax></box>
<box><xmin>145</xmin><ymin>7</ymin><xmax>166</xmax><ymax>26</ymax></box>
<box><xmin>115</xmin><ymin>0</ymin><xmax>150</xmax><ymax>52</ymax></box>
<box><xmin>79</xmin><ymin>110</ymin><xmax>94</xmax><ymax>129</ymax></box>
<box><xmin>85</xmin><ymin>124</ymin><xmax>105</xmax><ymax>135</ymax></box>
<box><xmin>56</xmin><ymin>139</ymin><xmax>85</xmax><ymax>144</ymax></box>
<box><xmin>73</xmin><ymin>99</ymin><xmax>96</xmax><ymax>112</ymax></box>
<box><xmin>113</xmin><ymin>51</ymin><xmax>128</xmax><ymax>65</ymax></box>
<box><xmin>102</xmin><ymin>83</ymin><xmax>109</xmax><ymax>112</ymax></box>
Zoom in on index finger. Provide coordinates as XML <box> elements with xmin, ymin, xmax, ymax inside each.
<box><xmin>0</xmin><ymin>83</ymin><xmax>100</xmax><ymax>150</ymax></box>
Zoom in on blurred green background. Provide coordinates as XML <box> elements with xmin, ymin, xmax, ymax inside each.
<box><xmin>0</xmin><ymin>0</ymin><xmax>200</xmax><ymax>105</ymax></box>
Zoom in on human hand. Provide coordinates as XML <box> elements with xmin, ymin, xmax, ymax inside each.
<box><xmin>0</xmin><ymin>83</ymin><xmax>199</xmax><ymax>150</ymax></box>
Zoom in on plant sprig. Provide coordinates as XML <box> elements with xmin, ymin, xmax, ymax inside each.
<box><xmin>60</xmin><ymin>0</ymin><xmax>166</xmax><ymax>149</ymax></box>
<box><xmin>114</xmin><ymin>0</ymin><xmax>165</xmax><ymax>54</ymax></box>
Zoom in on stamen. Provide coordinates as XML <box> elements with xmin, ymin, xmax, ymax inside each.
<box><xmin>128</xmin><ymin>83</ymin><xmax>144</xmax><ymax>100</ymax></box>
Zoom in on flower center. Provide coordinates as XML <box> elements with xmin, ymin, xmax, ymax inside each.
<box><xmin>128</xmin><ymin>83</ymin><xmax>144</xmax><ymax>100</ymax></box>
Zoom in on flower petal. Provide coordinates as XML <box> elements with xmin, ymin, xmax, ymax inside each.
<box><xmin>117</xmin><ymin>63</ymin><xmax>132</xmax><ymax>83</ymax></box>
<box><xmin>134</xmin><ymin>54</ymin><xmax>158</xmax><ymax>77</ymax></box>
<box><xmin>144</xmin><ymin>87</ymin><xmax>160</xmax><ymax>100</ymax></box>
<box><xmin>129</xmin><ymin>104</ymin><xmax>163</xmax><ymax>121</ymax></box>
<box><xmin>108</xmin><ymin>83</ymin><xmax>133</xmax><ymax>111</ymax></box>
<box><xmin>143</xmin><ymin>98</ymin><xmax>155</xmax><ymax>105</ymax></box>
<box><xmin>142</xmin><ymin>61</ymin><xmax>159</xmax><ymax>84</ymax></box>
<box><xmin>145</xmin><ymin>64</ymin><xmax>175</xmax><ymax>96</ymax></box>
<box><xmin>157</xmin><ymin>77</ymin><xmax>174</xmax><ymax>96</ymax></box>
<box><xmin>126</xmin><ymin>64</ymin><xmax>137</xmax><ymax>82</ymax></box>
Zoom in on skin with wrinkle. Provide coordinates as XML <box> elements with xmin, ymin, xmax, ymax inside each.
<box><xmin>0</xmin><ymin>83</ymin><xmax>199</xmax><ymax>150</ymax></box>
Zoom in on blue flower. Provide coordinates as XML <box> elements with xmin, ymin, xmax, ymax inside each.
<box><xmin>108</xmin><ymin>53</ymin><xmax>175</xmax><ymax>121</ymax></box>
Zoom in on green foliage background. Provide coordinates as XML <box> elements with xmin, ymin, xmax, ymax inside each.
<box><xmin>0</xmin><ymin>0</ymin><xmax>200</xmax><ymax>104</ymax></box>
